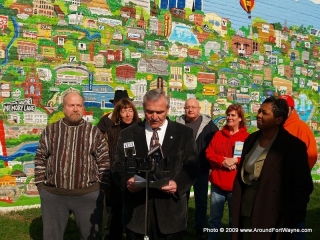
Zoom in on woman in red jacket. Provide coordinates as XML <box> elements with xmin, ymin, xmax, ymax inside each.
<box><xmin>206</xmin><ymin>104</ymin><xmax>249</xmax><ymax>240</ymax></box>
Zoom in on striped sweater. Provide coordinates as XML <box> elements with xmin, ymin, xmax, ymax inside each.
<box><xmin>34</xmin><ymin>119</ymin><xmax>110</xmax><ymax>195</ymax></box>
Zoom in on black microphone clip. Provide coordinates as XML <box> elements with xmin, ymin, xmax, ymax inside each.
<box><xmin>124</xmin><ymin>142</ymin><xmax>137</xmax><ymax>174</ymax></box>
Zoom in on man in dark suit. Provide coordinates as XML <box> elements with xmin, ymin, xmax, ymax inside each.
<box><xmin>112</xmin><ymin>89</ymin><xmax>200</xmax><ymax>240</ymax></box>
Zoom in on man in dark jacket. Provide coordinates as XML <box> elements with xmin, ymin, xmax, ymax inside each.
<box><xmin>176</xmin><ymin>98</ymin><xmax>218</xmax><ymax>239</ymax></box>
<box><xmin>112</xmin><ymin>89</ymin><xmax>200</xmax><ymax>239</ymax></box>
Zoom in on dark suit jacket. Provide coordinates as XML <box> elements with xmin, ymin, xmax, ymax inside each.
<box><xmin>112</xmin><ymin>119</ymin><xmax>200</xmax><ymax>234</ymax></box>
<box><xmin>97</xmin><ymin>113</ymin><xmax>114</xmax><ymax>133</ymax></box>
<box><xmin>232</xmin><ymin>127</ymin><xmax>313</xmax><ymax>240</ymax></box>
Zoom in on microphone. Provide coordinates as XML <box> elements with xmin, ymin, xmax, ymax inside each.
<box><xmin>147</xmin><ymin>144</ymin><xmax>164</xmax><ymax>164</ymax></box>
<box><xmin>147</xmin><ymin>144</ymin><xmax>168</xmax><ymax>180</ymax></box>
<box><xmin>124</xmin><ymin>142</ymin><xmax>137</xmax><ymax>174</ymax></box>
<box><xmin>135</xmin><ymin>145</ymin><xmax>163</xmax><ymax>173</ymax></box>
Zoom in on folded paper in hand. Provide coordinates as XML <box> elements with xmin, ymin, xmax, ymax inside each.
<box><xmin>134</xmin><ymin>175</ymin><xmax>170</xmax><ymax>188</ymax></box>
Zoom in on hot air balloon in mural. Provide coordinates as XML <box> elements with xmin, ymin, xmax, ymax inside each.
<box><xmin>240</xmin><ymin>0</ymin><xmax>255</xmax><ymax>19</ymax></box>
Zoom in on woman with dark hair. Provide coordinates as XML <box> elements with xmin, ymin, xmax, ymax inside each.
<box><xmin>232</xmin><ymin>97</ymin><xmax>313</xmax><ymax>240</ymax></box>
<box><xmin>206</xmin><ymin>104</ymin><xmax>249</xmax><ymax>240</ymax></box>
<box><xmin>105</xmin><ymin>98</ymin><xmax>140</xmax><ymax>240</ymax></box>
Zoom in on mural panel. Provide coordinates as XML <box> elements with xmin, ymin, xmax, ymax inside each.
<box><xmin>0</xmin><ymin>0</ymin><xmax>320</xmax><ymax>206</ymax></box>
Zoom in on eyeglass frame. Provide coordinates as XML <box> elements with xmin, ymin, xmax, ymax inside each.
<box><xmin>184</xmin><ymin>106</ymin><xmax>200</xmax><ymax>110</ymax></box>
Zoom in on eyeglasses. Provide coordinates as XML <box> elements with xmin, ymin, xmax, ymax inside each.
<box><xmin>184</xmin><ymin>106</ymin><xmax>199</xmax><ymax>110</ymax></box>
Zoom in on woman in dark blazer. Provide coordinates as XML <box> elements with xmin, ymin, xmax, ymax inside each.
<box><xmin>232</xmin><ymin>96</ymin><xmax>313</xmax><ymax>240</ymax></box>
<box><xmin>104</xmin><ymin>98</ymin><xmax>140</xmax><ymax>239</ymax></box>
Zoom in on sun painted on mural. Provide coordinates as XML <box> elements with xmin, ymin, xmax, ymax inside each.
<box><xmin>0</xmin><ymin>0</ymin><xmax>320</xmax><ymax>206</ymax></box>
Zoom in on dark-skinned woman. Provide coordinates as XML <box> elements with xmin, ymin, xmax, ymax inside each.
<box><xmin>232</xmin><ymin>96</ymin><xmax>313</xmax><ymax>240</ymax></box>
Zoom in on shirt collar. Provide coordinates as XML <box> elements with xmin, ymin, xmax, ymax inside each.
<box><xmin>145</xmin><ymin>119</ymin><xmax>168</xmax><ymax>132</ymax></box>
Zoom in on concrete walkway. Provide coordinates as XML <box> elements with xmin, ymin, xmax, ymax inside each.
<box><xmin>0</xmin><ymin>204</ymin><xmax>40</xmax><ymax>214</ymax></box>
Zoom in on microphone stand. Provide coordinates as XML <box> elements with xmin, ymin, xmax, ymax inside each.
<box><xmin>144</xmin><ymin>169</ymin><xmax>150</xmax><ymax>240</ymax></box>
<box><xmin>142</xmin><ymin>152</ymin><xmax>157</xmax><ymax>240</ymax></box>
<box><xmin>126</xmin><ymin>144</ymin><xmax>166</xmax><ymax>240</ymax></box>
<box><xmin>142</xmin><ymin>145</ymin><xmax>167</xmax><ymax>240</ymax></box>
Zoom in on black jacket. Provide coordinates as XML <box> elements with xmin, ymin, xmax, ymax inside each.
<box><xmin>112</xmin><ymin>119</ymin><xmax>200</xmax><ymax>234</ymax></box>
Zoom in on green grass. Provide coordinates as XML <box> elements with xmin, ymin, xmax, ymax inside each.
<box><xmin>0</xmin><ymin>196</ymin><xmax>40</xmax><ymax>207</ymax></box>
<box><xmin>0</xmin><ymin>184</ymin><xmax>319</xmax><ymax>240</ymax></box>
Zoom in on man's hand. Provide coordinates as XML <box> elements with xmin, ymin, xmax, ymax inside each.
<box><xmin>160</xmin><ymin>180</ymin><xmax>177</xmax><ymax>195</ymax></box>
<box><xmin>126</xmin><ymin>177</ymin><xmax>144</xmax><ymax>192</ymax></box>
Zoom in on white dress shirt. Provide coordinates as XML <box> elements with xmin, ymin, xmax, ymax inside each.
<box><xmin>145</xmin><ymin>120</ymin><xmax>168</xmax><ymax>150</ymax></box>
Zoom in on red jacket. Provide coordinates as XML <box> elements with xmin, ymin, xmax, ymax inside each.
<box><xmin>206</xmin><ymin>126</ymin><xmax>249</xmax><ymax>191</ymax></box>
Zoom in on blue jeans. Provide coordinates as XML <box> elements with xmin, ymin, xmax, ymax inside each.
<box><xmin>208</xmin><ymin>184</ymin><xmax>232</xmax><ymax>240</ymax></box>
<box><xmin>193</xmin><ymin>168</ymin><xmax>209</xmax><ymax>231</ymax></box>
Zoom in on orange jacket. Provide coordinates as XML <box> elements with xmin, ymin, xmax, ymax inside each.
<box><xmin>283</xmin><ymin>110</ymin><xmax>318</xmax><ymax>169</ymax></box>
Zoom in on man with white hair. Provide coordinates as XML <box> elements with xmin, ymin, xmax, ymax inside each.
<box><xmin>112</xmin><ymin>89</ymin><xmax>200</xmax><ymax>239</ymax></box>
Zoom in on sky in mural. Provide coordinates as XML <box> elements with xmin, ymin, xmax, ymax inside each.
<box><xmin>203</xmin><ymin>0</ymin><xmax>320</xmax><ymax>30</ymax></box>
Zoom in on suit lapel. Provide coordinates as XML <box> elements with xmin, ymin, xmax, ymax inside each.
<box><xmin>241</xmin><ymin>131</ymin><xmax>261</xmax><ymax>167</ymax></box>
<box><xmin>132</xmin><ymin>120</ymin><xmax>178</xmax><ymax>158</ymax></box>
<box><xmin>133</xmin><ymin>121</ymin><xmax>149</xmax><ymax>158</ymax></box>
<box><xmin>161</xmin><ymin>120</ymin><xmax>177</xmax><ymax>157</ymax></box>
<box><xmin>257</xmin><ymin>127</ymin><xmax>289</xmax><ymax>187</ymax></box>
<box><xmin>240</xmin><ymin>131</ymin><xmax>261</xmax><ymax>183</ymax></box>
<box><xmin>240</xmin><ymin>128</ymin><xmax>289</xmax><ymax>187</ymax></box>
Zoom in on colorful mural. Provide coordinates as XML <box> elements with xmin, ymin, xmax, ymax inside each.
<box><xmin>0</xmin><ymin>0</ymin><xmax>320</xmax><ymax>206</ymax></box>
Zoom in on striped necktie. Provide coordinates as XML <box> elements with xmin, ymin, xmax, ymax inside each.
<box><xmin>150</xmin><ymin>128</ymin><xmax>160</xmax><ymax>150</ymax></box>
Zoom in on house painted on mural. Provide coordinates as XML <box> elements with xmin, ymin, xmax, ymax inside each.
<box><xmin>87</xmin><ymin>0</ymin><xmax>111</xmax><ymax>16</ymax></box>
<box><xmin>149</xmin><ymin>16</ymin><xmax>163</xmax><ymax>35</ymax></box>
<box><xmin>22</xmin><ymin>68</ymin><xmax>42</xmax><ymax>106</ymax></box>
<box><xmin>17</xmin><ymin>41</ymin><xmax>38</xmax><ymax>60</ymax></box>
<box><xmin>82</xmin><ymin>84</ymin><xmax>114</xmax><ymax>108</ymax></box>
<box><xmin>169</xmin><ymin>98</ymin><xmax>185</xmax><ymax>116</ymax></box>
<box><xmin>197</xmin><ymin>72</ymin><xmax>216</xmax><ymax>84</ymax></box>
<box><xmin>138</xmin><ymin>58</ymin><xmax>169</xmax><ymax>75</ymax></box>
<box><xmin>94</xmin><ymin>68</ymin><xmax>113</xmax><ymax>82</ymax></box>
<box><xmin>232</xmin><ymin>35</ymin><xmax>260</xmax><ymax>57</ymax></box>
<box><xmin>131</xmin><ymin>79</ymin><xmax>147</xmax><ymax>107</ymax></box>
<box><xmin>9</xmin><ymin>3</ymin><xmax>33</xmax><ymax>15</ymax></box>
<box><xmin>116</xmin><ymin>64</ymin><xmax>136</xmax><ymax>83</ymax></box>
<box><xmin>33</xmin><ymin>0</ymin><xmax>54</xmax><ymax>18</ymax></box>
<box><xmin>23</xmin><ymin>110</ymin><xmax>47</xmax><ymax>125</ymax></box>
<box><xmin>204</xmin><ymin>12</ymin><xmax>229</xmax><ymax>36</ymax></box>
<box><xmin>169</xmin><ymin>43</ymin><xmax>188</xmax><ymax>58</ymax></box>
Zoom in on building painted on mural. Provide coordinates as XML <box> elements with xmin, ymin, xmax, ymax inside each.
<box><xmin>0</xmin><ymin>0</ymin><xmax>319</xmax><ymax>207</ymax></box>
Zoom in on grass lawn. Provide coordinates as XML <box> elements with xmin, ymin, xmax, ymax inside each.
<box><xmin>0</xmin><ymin>183</ymin><xmax>319</xmax><ymax>240</ymax></box>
